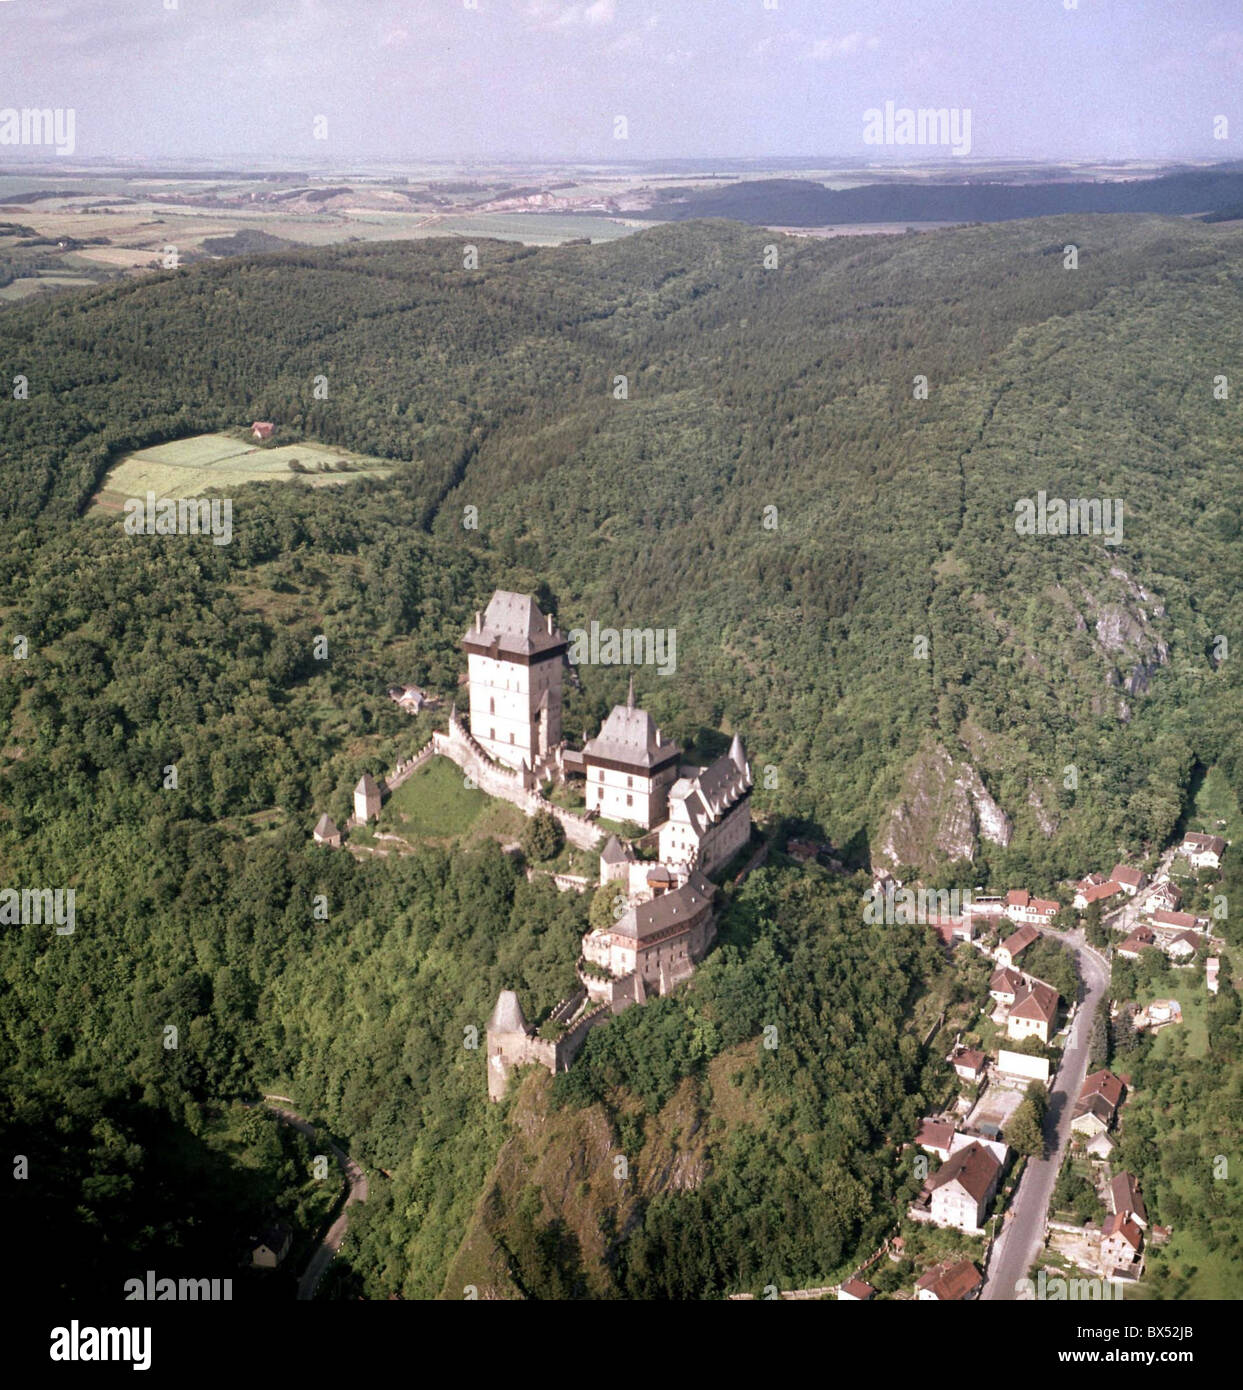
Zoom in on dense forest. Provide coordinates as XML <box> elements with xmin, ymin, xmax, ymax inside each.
<box><xmin>646</xmin><ymin>165</ymin><xmax>1243</xmax><ymax>226</ymax></box>
<box><xmin>1</xmin><ymin>214</ymin><xmax>1241</xmax><ymax>1297</ymax></box>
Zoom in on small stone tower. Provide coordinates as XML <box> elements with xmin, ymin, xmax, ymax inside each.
<box><xmin>354</xmin><ymin>773</ymin><xmax>381</xmax><ymax>823</ymax></box>
<box><xmin>486</xmin><ymin>989</ymin><xmax>533</xmax><ymax>1102</ymax></box>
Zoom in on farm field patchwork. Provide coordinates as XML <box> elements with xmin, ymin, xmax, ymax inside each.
<box><xmin>89</xmin><ymin>433</ymin><xmax>398</xmax><ymax>514</ymax></box>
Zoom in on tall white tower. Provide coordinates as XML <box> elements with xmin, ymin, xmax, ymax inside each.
<box><xmin>462</xmin><ymin>591</ymin><xmax>566</xmax><ymax>770</ymax></box>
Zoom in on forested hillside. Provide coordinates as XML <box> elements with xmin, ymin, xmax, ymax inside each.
<box><xmin>1</xmin><ymin>215</ymin><xmax>1241</xmax><ymax>1297</ymax></box>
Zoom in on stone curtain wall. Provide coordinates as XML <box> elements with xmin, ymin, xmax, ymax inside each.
<box><xmin>433</xmin><ymin>713</ymin><xmax>602</xmax><ymax>852</ymax></box>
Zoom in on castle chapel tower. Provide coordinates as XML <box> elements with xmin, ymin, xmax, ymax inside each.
<box><xmin>462</xmin><ymin>591</ymin><xmax>567</xmax><ymax>771</ymax></box>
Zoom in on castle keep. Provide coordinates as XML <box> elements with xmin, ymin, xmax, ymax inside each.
<box><xmin>463</xmin><ymin>590</ymin><xmax>566</xmax><ymax>774</ymax></box>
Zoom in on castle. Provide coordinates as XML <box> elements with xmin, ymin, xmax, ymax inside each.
<box><xmin>473</xmin><ymin>589</ymin><xmax>754</xmax><ymax>1100</ymax></box>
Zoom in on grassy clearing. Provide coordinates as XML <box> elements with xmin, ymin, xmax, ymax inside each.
<box><xmin>88</xmin><ymin>433</ymin><xmax>395</xmax><ymax>513</ymax></box>
<box><xmin>380</xmin><ymin>756</ymin><xmax>491</xmax><ymax>841</ymax></box>
<box><xmin>1187</xmin><ymin>764</ymin><xmax>1242</xmax><ymax>846</ymax></box>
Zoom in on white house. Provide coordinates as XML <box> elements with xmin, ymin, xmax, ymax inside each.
<box><xmin>1180</xmin><ymin>832</ymin><xmax>1226</xmax><ymax>870</ymax></box>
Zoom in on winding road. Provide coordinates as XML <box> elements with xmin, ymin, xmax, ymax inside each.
<box><xmin>260</xmin><ymin>1096</ymin><xmax>369</xmax><ymax>1301</ymax></box>
<box><xmin>980</xmin><ymin>926</ymin><xmax>1110</xmax><ymax>1300</ymax></box>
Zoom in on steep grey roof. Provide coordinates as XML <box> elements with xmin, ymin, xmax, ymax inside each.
<box><xmin>614</xmin><ymin>871</ymin><xmax>715</xmax><ymax>941</ymax></box>
<box><xmin>728</xmin><ymin>732</ymin><xmax>747</xmax><ymax>771</ymax></box>
<box><xmin>488</xmin><ymin>990</ymin><xmax>529</xmax><ymax>1035</ymax></box>
<box><xmin>314</xmin><ymin>814</ymin><xmax>338</xmax><ymax>837</ymax></box>
<box><xmin>583</xmin><ymin>684</ymin><xmax>678</xmax><ymax>770</ymax></box>
<box><xmin>463</xmin><ymin>590</ymin><xmax>565</xmax><ymax>657</ymax></box>
<box><xmin>355</xmin><ymin>773</ymin><xmax>380</xmax><ymax>796</ymax></box>
<box><xmin>600</xmin><ymin>834</ymin><xmax>634</xmax><ymax>865</ymax></box>
<box><xmin>669</xmin><ymin>746</ymin><xmax>752</xmax><ymax>834</ymax></box>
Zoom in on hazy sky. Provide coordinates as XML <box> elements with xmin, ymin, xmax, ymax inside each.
<box><xmin>2</xmin><ymin>0</ymin><xmax>1241</xmax><ymax>163</ymax></box>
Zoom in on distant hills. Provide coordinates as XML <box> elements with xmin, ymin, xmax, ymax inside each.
<box><xmin>641</xmin><ymin>168</ymin><xmax>1243</xmax><ymax>226</ymax></box>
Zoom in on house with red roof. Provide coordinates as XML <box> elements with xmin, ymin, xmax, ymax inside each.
<box><xmin>915</xmin><ymin>1257</ymin><xmax>982</xmax><ymax>1301</ymax></box>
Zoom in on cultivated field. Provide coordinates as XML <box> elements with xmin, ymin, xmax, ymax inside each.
<box><xmin>89</xmin><ymin>433</ymin><xmax>396</xmax><ymax>514</ymax></box>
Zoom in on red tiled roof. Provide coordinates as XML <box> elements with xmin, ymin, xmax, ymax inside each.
<box><xmin>1102</xmin><ymin>1213</ymin><xmax>1142</xmax><ymax>1251</ymax></box>
<box><xmin>1081</xmin><ymin>1070</ymin><xmax>1124</xmax><ymax>1108</ymax></box>
<box><xmin>1109</xmin><ymin>1172</ymin><xmax>1147</xmax><ymax>1225</ymax></box>
<box><xmin>1112</xmin><ymin>865</ymin><xmax>1146</xmax><ymax>888</ymax></box>
<box><xmin>999</xmin><ymin>923</ymin><xmax>1039</xmax><ymax>956</ymax></box>
<box><xmin>1081</xmin><ymin>880</ymin><xmax>1122</xmax><ymax>904</ymax></box>
<box><xmin>927</xmin><ymin>1141</ymin><xmax>1000</xmax><ymax>1203</ymax></box>
<box><xmin>951</xmin><ymin>1047</ymin><xmax>986</xmax><ymax>1072</ymax></box>
<box><xmin>1152</xmin><ymin>909</ymin><xmax>1199</xmax><ymax>930</ymax></box>
<box><xmin>1119</xmin><ymin>926</ymin><xmax>1156</xmax><ymax>953</ymax></box>
<box><xmin>1010</xmin><ymin>980</ymin><xmax>1059</xmax><ymax>1023</ymax></box>
<box><xmin>916</xmin><ymin>1257</ymin><xmax>982</xmax><ymax>1301</ymax></box>
<box><xmin>916</xmin><ymin>1120</ymin><xmax>954</xmax><ymax>1153</ymax></box>
<box><xmin>840</xmin><ymin>1278</ymin><xmax>876</xmax><ymax>1300</ymax></box>
<box><xmin>1006</xmin><ymin>889</ymin><xmax>1030</xmax><ymax>908</ymax></box>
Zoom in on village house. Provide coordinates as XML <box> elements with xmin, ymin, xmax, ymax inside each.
<box><xmin>915</xmin><ymin>1257</ymin><xmax>982</xmax><ymax>1301</ymax></box>
<box><xmin>250</xmin><ymin>420</ymin><xmax>274</xmax><ymax>441</ymax></box>
<box><xmin>312</xmin><ymin>813</ymin><xmax>341</xmax><ymax>849</ymax></box>
<box><xmin>1164</xmin><ymin>930</ymin><xmax>1201</xmax><ymax>964</ymax></box>
<box><xmin>1074</xmin><ymin>877</ymin><xmax>1123</xmax><ymax>911</ymax></box>
<box><xmin>989</xmin><ymin>965</ymin><xmax>1024</xmax><ymax>1005</ymax></box>
<box><xmin>1006</xmin><ymin>979</ymin><xmax>1059</xmax><ymax>1043</ymax></box>
<box><xmin>1004</xmin><ymin>890</ymin><xmax>1060</xmax><ymax>926</ymax></box>
<box><xmin>658</xmin><ymin>736</ymin><xmax>753</xmax><ymax>877</ymax></box>
<box><xmin>353</xmin><ymin>773</ymin><xmax>381</xmax><ymax>824</ymax></box>
<box><xmin>1110</xmin><ymin>865</ymin><xmax>1148</xmax><ymax>896</ymax></box>
<box><xmin>1071</xmin><ymin>1069</ymin><xmax>1124</xmax><ymax>1137</ymax></box>
<box><xmin>1207</xmin><ymin>957</ymin><xmax>1220</xmax><ymax>995</ymax></box>
<box><xmin>1116</xmin><ymin>924</ymin><xmax>1157</xmax><ymax>960</ymax></box>
<box><xmin>388</xmin><ymin>683</ymin><xmax>437</xmax><ymax>713</ymax></box>
<box><xmin>1100</xmin><ymin>1212</ymin><xmax>1143</xmax><ymax>1276</ymax></box>
<box><xmin>948</xmin><ymin>1046</ymin><xmax>986</xmax><ymax>1082</ymax></box>
<box><xmin>463</xmin><ymin>591</ymin><xmax>568</xmax><ymax>773</ymax></box>
<box><xmin>926</xmin><ymin>1141</ymin><xmax>1001</xmax><ymax>1232</ymax></box>
<box><xmin>1085</xmin><ymin>1131</ymin><xmax>1116</xmax><ymax>1161</ymax></box>
<box><xmin>582</xmin><ymin>678</ymin><xmax>681</xmax><ymax>829</ymax></box>
<box><xmin>838</xmin><ymin>1277</ymin><xmax>876</xmax><ymax>1301</ymax></box>
<box><xmin>1151</xmin><ymin>908</ymin><xmax>1210</xmax><ymax>933</ymax></box>
<box><xmin>1108</xmin><ymin>1171</ymin><xmax>1147</xmax><ymax>1229</ymax></box>
<box><xmin>916</xmin><ymin>1119</ymin><xmax>955</xmax><ymax>1163</ymax></box>
<box><xmin>1147</xmin><ymin>880</ymin><xmax>1182</xmax><ymax>912</ymax></box>
<box><xmin>964</xmin><ymin>894</ymin><xmax>1007</xmax><ymax>918</ymax></box>
<box><xmin>995</xmin><ymin>922</ymin><xmax>1040</xmax><ymax>970</ymax></box>
<box><xmin>1136</xmin><ymin>998</ymin><xmax>1181</xmax><ymax>1030</ymax></box>
<box><xmin>1180</xmin><ymin>831</ymin><xmax>1226</xmax><ymax>870</ymax></box>
<box><xmin>251</xmin><ymin>1222</ymin><xmax>292</xmax><ymax>1269</ymax></box>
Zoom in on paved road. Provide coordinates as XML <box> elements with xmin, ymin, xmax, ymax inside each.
<box><xmin>260</xmin><ymin>1097</ymin><xmax>369</xmax><ymax>1301</ymax></box>
<box><xmin>980</xmin><ymin>926</ymin><xmax>1110</xmax><ymax>1300</ymax></box>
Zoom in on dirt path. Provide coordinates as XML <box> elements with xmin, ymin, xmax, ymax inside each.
<box><xmin>259</xmin><ymin>1097</ymin><xmax>369</xmax><ymax>1301</ymax></box>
